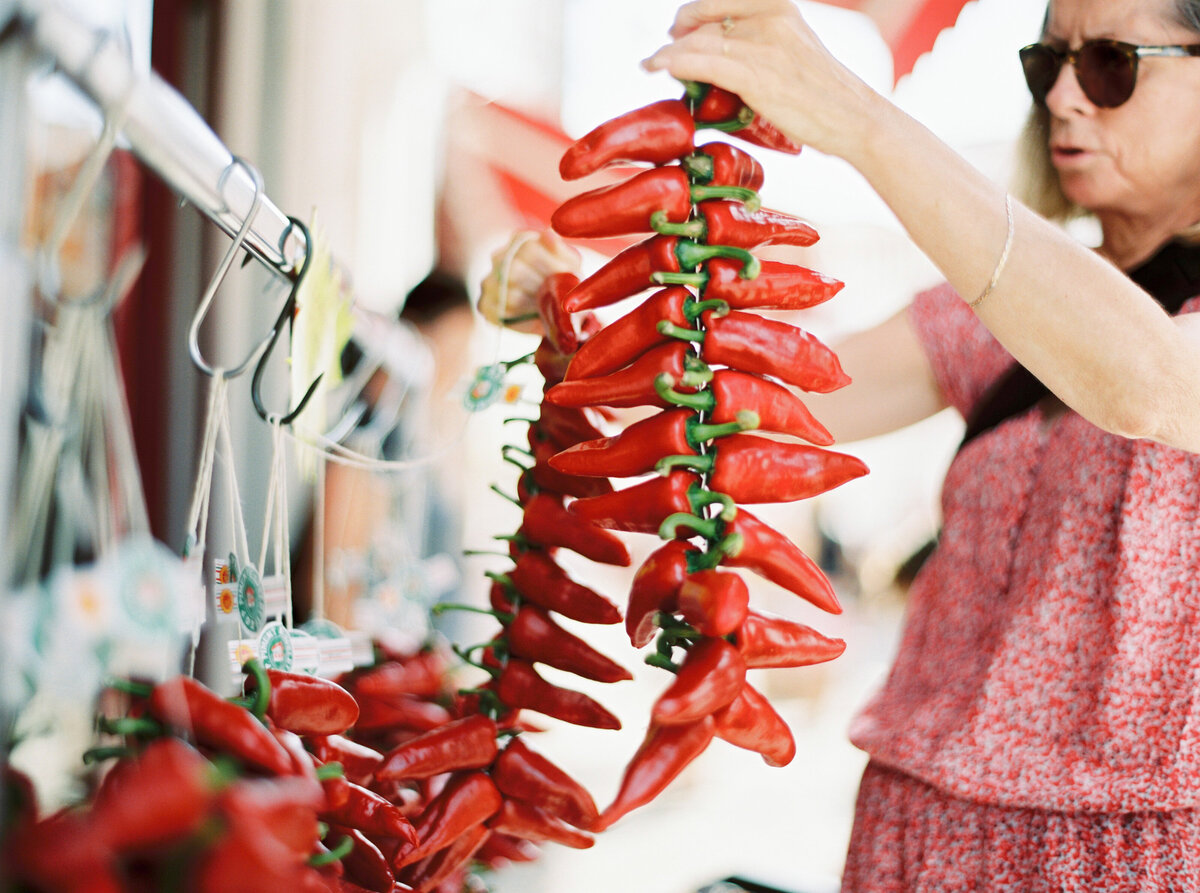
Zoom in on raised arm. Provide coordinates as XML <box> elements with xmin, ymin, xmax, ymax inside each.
<box><xmin>643</xmin><ymin>0</ymin><xmax>1200</xmax><ymax>453</ymax></box>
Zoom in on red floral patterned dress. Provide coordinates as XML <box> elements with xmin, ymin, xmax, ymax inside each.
<box><xmin>841</xmin><ymin>283</ymin><xmax>1200</xmax><ymax>892</ymax></box>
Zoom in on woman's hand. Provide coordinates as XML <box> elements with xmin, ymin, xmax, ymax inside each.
<box><xmin>642</xmin><ymin>0</ymin><xmax>881</xmax><ymax>163</ymax></box>
<box><xmin>477</xmin><ymin>230</ymin><xmax>582</xmax><ymax>334</ymax></box>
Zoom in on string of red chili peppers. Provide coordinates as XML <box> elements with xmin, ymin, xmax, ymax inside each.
<box><xmin>540</xmin><ymin>80</ymin><xmax>862</xmax><ymax>829</ymax></box>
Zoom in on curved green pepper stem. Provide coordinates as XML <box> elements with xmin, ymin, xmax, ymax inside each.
<box><xmin>651</xmin><ymin>271</ymin><xmax>708</xmax><ymax>289</ymax></box>
<box><xmin>452</xmin><ymin>642</ymin><xmax>502</xmax><ymax>678</ymax></box>
<box><xmin>656</xmin><ymin>453</ymin><xmax>713</xmax><ymax>476</ymax></box>
<box><xmin>432</xmin><ymin>602</ymin><xmax>513</xmax><ymax>625</ymax></box>
<box><xmin>644</xmin><ymin>652</ymin><xmax>681</xmax><ymax>673</ymax></box>
<box><xmin>711</xmin><ymin>530</ymin><xmax>746</xmax><ymax>561</ymax></box>
<box><xmin>701</xmin><ymin>105</ymin><xmax>758</xmax><ymax>134</ymax></box>
<box><xmin>689</xmin><ymin>488</ymin><xmax>738</xmax><ymax>522</ymax></box>
<box><xmin>690</xmin><ymin>184</ymin><xmax>761</xmax><ymax>212</ymax></box>
<box><xmin>654</xmin><ymin>373</ymin><xmax>714</xmax><ymax>412</ymax></box>
<box><xmin>682</xmin><ymin>298</ymin><xmax>729</xmax><ymax>323</ymax></box>
<box><xmin>650</xmin><ymin>210</ymin><xmax>705</xmax><ymax>240</ymax></box>
<box><xmin>502</xmin><ymin>350</ymin><xmax>537</xmax><ymax>371</ymax></box>
<box><xmin>315</xmin><ymin>761</ymin><xmax>345</xmax><ymax>781</ymax></box>
<box><xmin>489</xmin><ymin>483</ymin><xmax>522</xmax><ymax>508</ymax></box>
<box><xmin>97</xmin><ymin>716</ymin><xmax>163</xmax><ymax>738</ymax></box>
<box><xmin>82</xmin><ymin>745</ymin><xmax>133</xmax><ymax>765</ymax></box>
<box><xmin>688</xmin><ymin>411</ymin><xmax>759</xmax><ymax>446</ymax></box>
<box><xmin>675</xmin><ymin>239</ymin><xmax>761</xmax><ymax>280</ymax></box>
<box><xmin>659</xmin><ymin>511</ymin><xmax>721</xmax><ymax>541</ymax></box>
<box><xmin>104</xmin><ymin>677</ymin><xmax>153</xmax><ymax>698</ymax></box>
<box><xmin>310</xmin><ymin>835</ymin><xmax>355</xmax><ymax>867</ymax></box>
<box><xmin>679</xmin><ymin>79</ymin><xmax>708</xmax><ymax>102</ymax></box>
<box><xmin>657</xmin><ymin>320</ymin><xmax>706</xmax><ymax>344</ymax></box>
<box><xmin>685</xmin><ymin>546</ymin><xmax>725</xmax><ymax>574</ymax></box>
<box><xmin>241</xmin><ymin>658</ymin><xmax>272</xmax><ymax>723</ymax></box>
<box><xmin>680</xmin><ymin>358</ymin><xmax>715</xmax><ymax>388</ymax></box>
<box><xmin>681</xmin><ymin>151</ymin><xmax>715</xmax><ymax>184</ymax></box>
<box><xmin>500</xmin><ymin>311</ymin><xmax>540</xmax><ymax>326</ymax></box>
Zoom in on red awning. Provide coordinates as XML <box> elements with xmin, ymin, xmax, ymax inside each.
<box><xmin>815</xmin><ymin>0</ymin><xmax>976</xmax><ymax>83</ymax></box>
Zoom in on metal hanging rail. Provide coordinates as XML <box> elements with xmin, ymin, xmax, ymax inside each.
<box><xmin>15</xmin><ymin>0</ymin><xmax>307</xmax><ymax>277</ymax></box>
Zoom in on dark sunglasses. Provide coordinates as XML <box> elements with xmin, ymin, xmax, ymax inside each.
<box><xmin>1019</xmin><ymin>38</ymin><xmax>1200</xmax><ymax>107</ymax></box>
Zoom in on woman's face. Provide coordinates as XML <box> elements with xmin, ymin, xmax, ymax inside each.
<box><xmin>1043</xmin><ymin>0</ymin><xmax>1200</xmax><ymax>226</ymax></box>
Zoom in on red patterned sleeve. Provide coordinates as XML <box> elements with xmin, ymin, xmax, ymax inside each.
<box><xmin>906</xmin><ymin>282</ymin><xmax>1016</xmax><ymax>419</ymax></box>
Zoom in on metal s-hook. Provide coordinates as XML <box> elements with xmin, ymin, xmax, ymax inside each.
<box><xmin>187</xmin><ymin>156</ymin><xmax>272</xmax><ymax>379</ymax></box>
<box><xmin>250</xmin><ymin>216</ymin><xmax>323</xmax><ymax>425</ymax></box>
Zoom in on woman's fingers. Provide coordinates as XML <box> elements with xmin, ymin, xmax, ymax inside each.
<box><xmin>477</xmin><ymin>231</ymin><xmax>581</xmax><ymax>333</ymax></box>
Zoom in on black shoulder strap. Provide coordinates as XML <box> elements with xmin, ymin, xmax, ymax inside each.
<box><xmin>958</xmin><ymin>240</ymin><xmax>1200</xmax><ymax>450</ymax></box>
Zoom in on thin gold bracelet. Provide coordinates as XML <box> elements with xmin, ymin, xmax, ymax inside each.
<box><xmin>969</xmin><ymin>193</ymin><xmax>1014</xmax><ymax>309</ymax></box>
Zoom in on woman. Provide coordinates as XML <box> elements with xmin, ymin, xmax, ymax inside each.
<box><xmin>480</xmin><ymin>0</ymin><xmax>1200</xmax><ymax>888</ymax></box>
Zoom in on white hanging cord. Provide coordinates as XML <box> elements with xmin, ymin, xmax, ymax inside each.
<box><xmin>183</xmin><ymin>374</ymin><xmax>227</xmax><ymax>554</ymax></box>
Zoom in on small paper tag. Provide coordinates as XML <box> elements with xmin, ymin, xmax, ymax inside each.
<box><xmin>237</xmin><ymin>563</ymin><xmax>265</xmax><ymax>633</ymax></box>
<box><xmin>261</xmin><ymin>574</ymin><xmax>289</xmax><ymax>621</ymax></box>
<box><xmin>289</xmin><ymin>629</ymin><xmax>322</xmax><ymax>675</ymax></box>
<box><xmin>256</xmin><ymin>621</ymin><xmax>294</xmax><ymax>671</ymax></box>
<box><xmin>316</xmin><ymin>636</ymin><xmax>355</xmax><ymax>678</ymax></box>
<box><xmin>228</xmin><ymin>639</ymin><xmax>258</xmax><ymax>683</ymax></box>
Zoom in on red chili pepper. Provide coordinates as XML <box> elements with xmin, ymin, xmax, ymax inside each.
<box><xmin>375</xmin><ymin>715</ymin><xmax>498</xmax><ymax>781</ymax></box>
<box><xmin>325</xmin><ymin>824</ymin><xmax>395</xmax><ymax>893</ymax></box>
<box><xmin>652</xmin><ymin>200</ymin><xmax>819</xmax><ymax>251</ymax></box>
<box><xmin>350</xmin><ymin>651</ymin><xmax>447</xmax><ymax>701</ymax></box>
<box><xmin>564</xmin><ymin>287</ymin><xmax>691</xmax><ymax>382</ymax></box>
<box><xmin>392</xmin><ymin>771</ymin><xmax>502</xmax><ymax>869</ymax></box>
<box><xmin>677</xmin><ymin>569</ymin><xmax>750</xmax><ymax>638</ymax></box>
<box><xmin>354</xmin><ymin>692</ymin><xmax>454</xmax><ymax>734</ymax></box>
<box><xmin>218</xmin><ymin>774</ymin><xmax>326</xmax><ymax>858</ymax></box>
<box><xmin>568</xmin><ymin>470</ymin><xmax>704</xmax><ymax>535</ymax></box>
<box><xmin>488</xmin><ymin>797</ymin><xmax>594</xmax><ymax>849</ymax></box>
<box><xmin>689</xmin><ymin>83</ymin><xmax>803</xmax><ymax>155</ymax></box>
<box><xmin>309</xmin><ymin>735</ymin><xmax>386</xmax><ymax>787</ymax></box>
<box><xmin>701</xmin><ymin>309</ymin><xmax>851</xmax><ymax>393</ymax></box>
<box><xmin>3</xmin><ymin>808</ymin><xmax>114</xmax><ymax>890</ymax></box>
<box><xmin>562</xmin><ymin>236</ymin><xmax>758</xmax><ymax>313</ymax></box>
<box><xmin>549</xmin><ymin>408</ymin><xmax>694</xmax><ymax>478</ymax></box>
<box><xmin>195</xmin><ymin>812</ymin><xmax>317</xmax><ymax>893</ymax></box>
<box><xmin>476</xmin><ymin>831</ymin><xmax>542</xmax><ymax>866</ymax></box>
<box><xmin>490</xmin><ymin>736</ymin><xmax>600</xmax><ymax>830</ymax></box>
<box><xmin>718</xmin><ymin>507</ymin><xmax>842</xmax><ymax>614</ymax></box>
<box><xmin>711</xmin><ymin>681</ymin><xmax>797</xmax><ymax>767</ymax></box>
<box><xmin>552</xmin><ymin>167</ymin><xmax>759</xmax><ymax>240</ymax></box>
<box><xmin>518</xmin><ymin>491</ymin><xmax>631</xmax><ymax>566</ymax></box>
<box><xmin>559</xmin><ymin>98</ymin><xmax>696</xmax><ymax>180</ymax></box>
<box><xmin>534</xmin><ymin>335</ymin><xmax>578</xmax><ymax>388</ymax></box>
<box><xmin>682</xmin><ymin>141</ymin><xmax>765</xmax><ymax>189</ymax></box>
<box><xmin>320</xmin><ymin>769</ymin><xmax>352</xmax><ymax>811</ymax></box>
<box><xmin>521</xmin><ymin>435</ymin><xmax>616</xmax><ymax>500</ymax></box>
<box><xmin>657</xmin><ymin>368</ymin><xmax>834</xmax><ymax>445</ymax></box>
<box><xmin>660</xmin><ymin>434</ymin><xmax>868</xmax><ymax>504</ymax></box>
<box><xmin>651</xmin><ymin>636</ymin><xmax>746</xmax><ymax>725</ymax></box>
<box><xmin>271</xmin><ymin>721</ymin><xmax>323</xmax><ymax>780</ymax></box>
<box><xmin>147</xmin><ymin>675</ymin><xmax>295</xmax><ymax>777</ymax></box>
<box><xmin>593</xmin><ymin>715</ymin><xmax>716</xmax><ymax>831</ymax></box>
<box><xmin>507</xmin><ymin>604</ymin><xmax>632</xmax><ymax>683</ymax></box>
<box><xmin>494</xmin><ymin>659</ymin><xmax>621</xmax><ymax>730</ymax></box>
<box><xmin>501</xmin><ymin>548</ymin><xmax>621</xmax><ymax>624</ymax></box>
<box><xmin>654</xmin><ymin>256</ymin><xmax>840</xmax><ymax>311</ymax></box>
<box><xmin>245</xmin><ymin>669</ymin><xmax>359</xmax><ymax>737</ymax></box>
<box><xmin>626</xmin><ymin>540</ymin><xmax>696</xmax><ymax>647</ymax></box>
<box><xmin>535</xmin><ymin>272</ymin><xmax>583</xmax><ymax>355</ymax></box>
<box><xmin>399</xmin><ymin>821</ymin><xmax>490</xmax><ymax>893</ymax></box>
<box><xmin>533</xmin><ymin>403</ymin><xmax>608</xmax><ymax>447</ymax></box>
<box><xmin>547</xmin><ymin>341</ymin><xmax>698</xmax><ymax>410</ymax></box>
<box><xmin>89</xmin><ymin>736</ymin><xmax>214</xmax><ymax>852</ymax></box>
<box><xmin>321</xmin><ymin>779</ymin><xmax>419</xmax><ymax>844</ymax></box>
<box><xmin>734</xmin><ymin>608</ymin><xmax>847</xmax><ymax>668</ymax></box>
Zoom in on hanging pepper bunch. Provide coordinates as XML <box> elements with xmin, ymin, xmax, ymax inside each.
<box><xmin>1</xmin><ymin>661</ymin><xmax>390</xmax><ymax>893</ymax></box>
<box><xmin>541</xmin><ymin>81</ymin><xmax>861</xmax><ymax>829</ymax></box>
<box><xmin>307</xmin><ymin>314</ymin><xmax>638</xmax><ymax>891</ymax></box>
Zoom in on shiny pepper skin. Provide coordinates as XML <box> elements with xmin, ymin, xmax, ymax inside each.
<box><xmin>651</xmin><ymin>636</ymin><xmax>747</xmax><ymax>726</ymax></box>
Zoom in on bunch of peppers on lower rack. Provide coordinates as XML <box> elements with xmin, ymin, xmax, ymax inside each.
<box><xmin>536</xmin><ymin>79</ymin><xmax>864</xmax><ymax>830</ymax></box>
